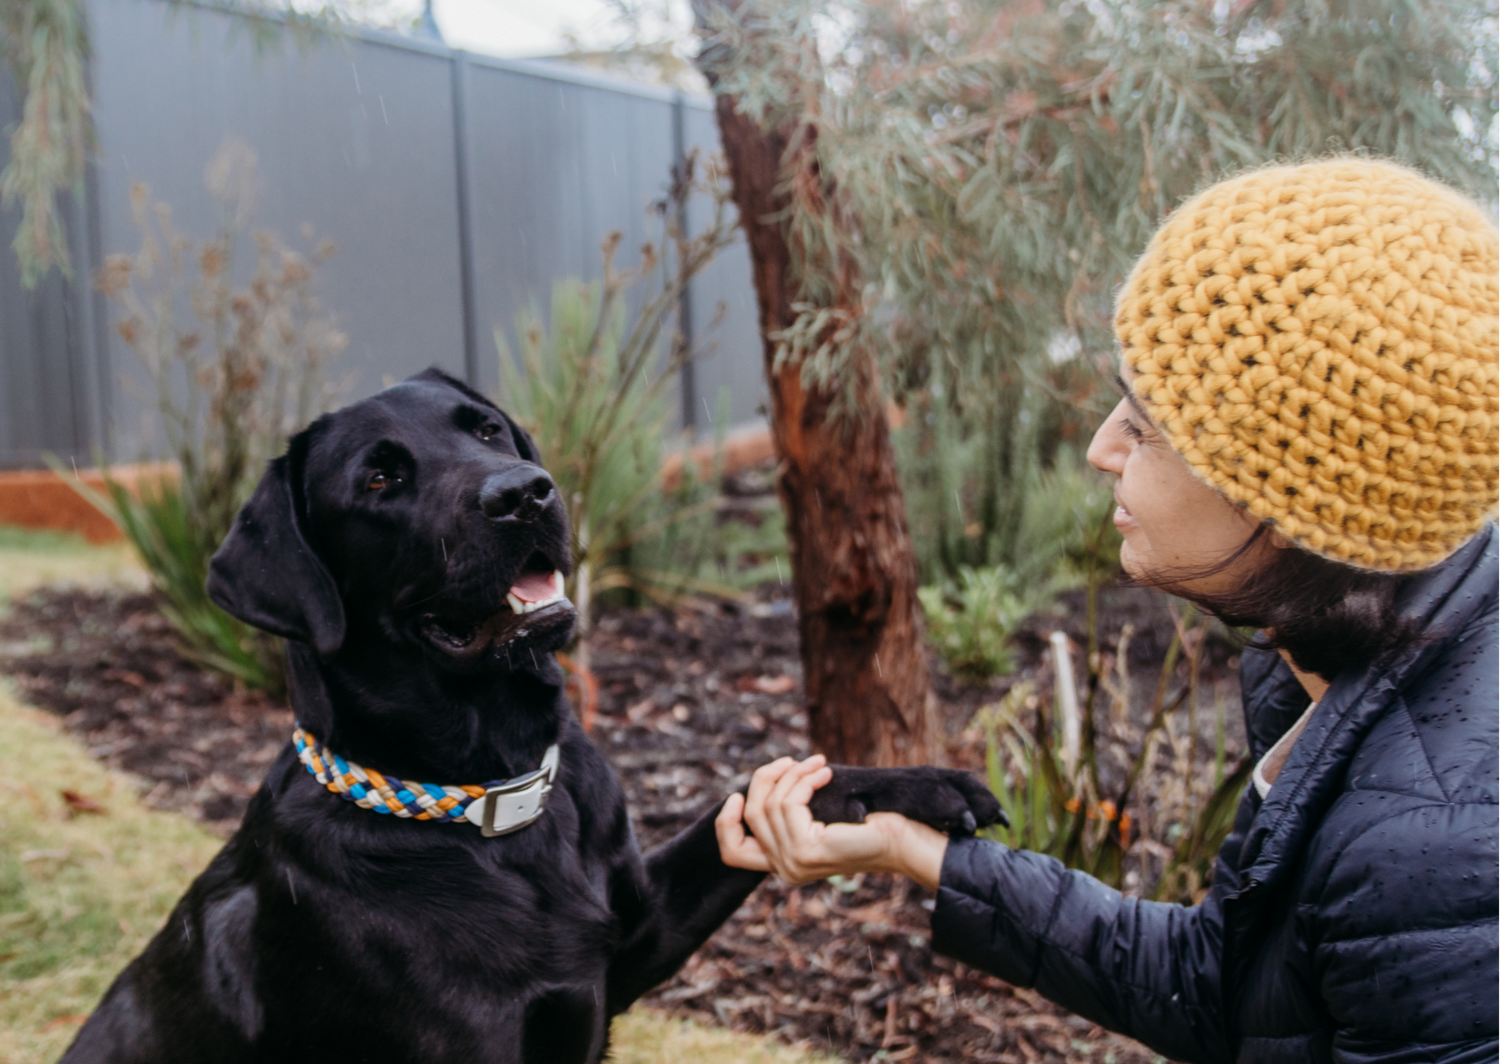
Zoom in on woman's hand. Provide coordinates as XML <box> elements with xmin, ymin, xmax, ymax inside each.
<box><xmin>715</xmin><ymin>755</ymin><xmax>950</xmax><ymax>891</ymax></box>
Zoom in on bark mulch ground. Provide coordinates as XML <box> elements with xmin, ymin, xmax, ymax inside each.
<box><xmin>0</xmin><ymin>585</ymin><xmax>1222</xmax><ymax>1063</ymax></box>
<box><xmin>0</xmin><ymin>588</ymin><xmax>290</xmax><ymax>829</ymax></box>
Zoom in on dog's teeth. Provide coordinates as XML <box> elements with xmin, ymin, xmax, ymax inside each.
<box><xmin>504</xmin><ymin>573</ymin><xmax>568</xmax><ymax>618</ymax></box>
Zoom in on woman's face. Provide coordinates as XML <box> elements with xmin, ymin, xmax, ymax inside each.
<box><xmin>1086</xmin><ymin>372</ymin><xmax>1267</xmax><ymax>596</ymax></box>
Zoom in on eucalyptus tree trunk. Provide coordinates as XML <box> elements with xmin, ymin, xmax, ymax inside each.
<box><xmin>694</xmin><ymin>31</ymin><xmax>942</xmax><ymax>767</ymax></box>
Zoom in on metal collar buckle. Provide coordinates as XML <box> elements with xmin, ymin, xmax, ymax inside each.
<box><xmin>464</xmin><ymin>744</ymin><xmax>560</xmax><ymax>837</ymax></box>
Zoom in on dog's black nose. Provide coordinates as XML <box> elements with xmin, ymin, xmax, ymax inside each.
<box><xmin>480</xmin><ymin>466</ymin><xmax>556</xmax><ymax>523</ymax></box>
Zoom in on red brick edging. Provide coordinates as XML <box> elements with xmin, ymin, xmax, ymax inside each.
<box><xmin>0</xmin><ymin>463</ymin><xmax>178</xmax><ymax>543</ymax></box>
<box><xmin>0</xmin><ymin>427</ymin><xmax>777</xmax><ymax>545</ymax></box>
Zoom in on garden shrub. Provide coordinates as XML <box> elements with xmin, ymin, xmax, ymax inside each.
<box><xmin>915</xmin><ymin>454</ymin><xmax>1120</xmax><ymax>680</ymax></box>
<box><xmin>918</xmin><ymin>565</ymin><xmax>1037</xmax><ymax>680</ymax></box>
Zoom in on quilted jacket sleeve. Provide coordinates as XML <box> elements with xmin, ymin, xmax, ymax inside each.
<box><xmin>930</xmin><ymin>837</ymin><xmax>1235</xmax><ymax>1064</ymax></box>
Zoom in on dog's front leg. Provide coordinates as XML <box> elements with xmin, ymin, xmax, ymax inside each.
<box><xmin>604</xmin><ymin>763</ymin><xmax>1005</xmax><ymax>1013</ymax></box>
<box><xmin>603</xmin><ymin>800</ymin><xmax>763</xmax><ymax>1014</ymax></box>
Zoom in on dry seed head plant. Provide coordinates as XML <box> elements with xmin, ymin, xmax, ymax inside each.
<box><xmin>89</xmin><ymin>139</ymin><xmax>346</xmax><ymax>694</ymax></box>
<box><xmin>976</xmin><ymin>597</ymin><xmax>1250</xmax><ymax>904</ymax></box>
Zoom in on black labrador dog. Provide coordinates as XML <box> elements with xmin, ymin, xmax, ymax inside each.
<box><xmin>62</xmin><ymin>368</ymin><xmax>1001</xmax><ymax>1064</ymax></box>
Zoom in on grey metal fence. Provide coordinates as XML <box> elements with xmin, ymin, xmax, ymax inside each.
<box><xmin>0</xmin><ymin>0</ymin><xmax>764</xmax><ymax>469</ymax></box>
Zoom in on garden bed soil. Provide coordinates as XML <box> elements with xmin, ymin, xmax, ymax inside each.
<box><xmin>0</xmin><ymin>583</ymin><xmax>1241</xmax><ymax>1063</ymax></box>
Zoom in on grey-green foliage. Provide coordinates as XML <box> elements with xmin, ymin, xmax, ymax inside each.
<box><xmin>700</xmin><ymin>0</ymin><xmax>1498</xmax><ymax>598</ymax></box>
<box><xmin>709</xmin><ymin>0</ymin><xmax>1499</xmax><ymax>391</ymax></box>
<box><xmin>895</xmin><ymin>368</ymin><xmax>1119</xmax><ymax>582</ymax></box>
<box><xmin>629</xmin><ymin>392</ymin><xmax>791</xmax><ymax>599</ymax></box>
<box><xmin>0</xmin><ymin>0</ymin><xmax>88</xmax><ymax>285</ymax></box>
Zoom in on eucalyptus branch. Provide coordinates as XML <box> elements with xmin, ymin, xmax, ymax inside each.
<box><xmin>0</xmin><ymin>0</ymin><xmax>89</xmax><ymax>284</ymax></box>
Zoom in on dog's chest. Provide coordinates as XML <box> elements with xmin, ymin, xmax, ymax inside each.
<box><xmin>251</xmin><ymin>846</ymin><xmax>617</xmax><ymax>1061</ymax></box>
<box><xmin>462</xmin><ymin>849</ymin><xmax>619</xmax><ymax>972</ymax></box>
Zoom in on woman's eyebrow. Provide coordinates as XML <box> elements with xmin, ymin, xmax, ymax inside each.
<box><xmin>1112</xmin><ymin>374</ymin><xmax>1152</xmax><ymax>423</ymax></box>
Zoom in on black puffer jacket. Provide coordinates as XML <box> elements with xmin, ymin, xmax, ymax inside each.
<box><xmin>931</xmin><ymin>524</ymin><xmax>1498</xmax><ymax>1064</ymax></box>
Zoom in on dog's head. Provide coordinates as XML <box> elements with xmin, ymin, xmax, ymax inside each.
<box><xmin>207</xmin><ymin>368</ymin><xmax>575</xmax><ymax>671</ymax></box>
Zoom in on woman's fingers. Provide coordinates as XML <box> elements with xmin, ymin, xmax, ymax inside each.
<box><xmin>762</xmin><ymin>757</ymin><xmax>826</xmax><ymax>840</ymax></box>
<box><xmin>765</xmin><ymin>755</ymin><xmax>827</xmax><ymax>815</ymax></box>
<box><xmin>741</xmin><ymin>757</ymin><xmax>797</xmax><ymax>844</ymax></box>
<box><xmin>746</xmin><ymin>757</ymin><xmax>796</xmax><ymax>806</ymax></box>
<box><xmin>763</xmin><ymin>758</ymin><xmax>829</xmax><ymax>849</ymax></box>
<box><xmin>715</xmin><ymin>792</ymin><xmax>770</xmax><ymax>871</ymax></box>
<box><xmin>785</xmin><ymin>763</ymin><xmax>834</xmax><ymax>811</ymax></box>
<box><xmin>761</xmin><ymin>756</ymin><xmax>831</xmax><ymax>882</ymax></box>
<box><xmin>719</xmin><ymin>757</ymin><xmax>952</xmax><ymax>887</ymax></box>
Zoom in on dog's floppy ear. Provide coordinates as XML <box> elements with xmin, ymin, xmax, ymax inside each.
<box><xmin>206</xmin><ymin>429</ymin><xmax>346</xmax><ymax>656</ymax></box>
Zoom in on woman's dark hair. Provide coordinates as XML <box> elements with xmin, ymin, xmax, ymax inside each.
<box><xmin>1137</xmin><ymin>523</ymin><xmax>1419</xmax><ymax>682</ymax></box>
<box><xmin>1107</xmin><ymin>374</ymin><xmax>1420</xmax><ymax>681</ymax></box>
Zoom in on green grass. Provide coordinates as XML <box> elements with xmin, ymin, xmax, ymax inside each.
<box><xmin>611</xmin><ymin>1011</ymin><xmax>838</xmax><ymax>1063</ymax></box>
<box><xmin>0</xmin><ymin>682</ymin><xmax>221</xmax><ymax>1063</ymax></box>
<box><xmin>0</xmin><ymin>526</ymin><xmax>145</xmax><ymax>604</ymax></box>
<box><xmin>0</xmin><ymin>534</ymin><xmax>833</xmax><ymax>1064</ymax></box>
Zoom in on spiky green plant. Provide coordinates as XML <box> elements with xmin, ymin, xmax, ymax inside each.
<box><xmin>980</xmin><ymin>598</ymin><xmax>1252</xmax><ymax>899</ymax></box>
<box><xmin>496</xmin><ymin>155</ymin><xmax>746</xmax><ymax>675</ymax></box>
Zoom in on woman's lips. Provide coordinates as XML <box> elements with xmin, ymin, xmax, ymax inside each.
<box><xmin>1113</xmin><ymin>499</ymin><xmax>1137</xmax><ymax>531</ymax></box>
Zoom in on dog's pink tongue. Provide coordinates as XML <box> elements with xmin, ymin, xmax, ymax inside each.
<box><xmin>509</xmin><ymin>570</ymin><xmax>557</xmax><ymax>603</ymax></box>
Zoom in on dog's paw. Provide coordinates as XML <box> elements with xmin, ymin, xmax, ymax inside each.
<box><xmin>808</xmin><ymin>765</ymin><xmax>1007</xmax><ymax>837</ymax></box>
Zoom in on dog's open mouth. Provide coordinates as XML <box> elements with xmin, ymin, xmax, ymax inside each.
<box><xmin>419</xmin><ymin>552</ymin><xmax>574</xmax><ymax>660</ymax></box>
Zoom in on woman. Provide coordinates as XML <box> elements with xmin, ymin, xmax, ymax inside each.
<box><xmin>716</xmin><ymin>159</ymin><xmax>1498</xmax><ymax>1064</ymax></box>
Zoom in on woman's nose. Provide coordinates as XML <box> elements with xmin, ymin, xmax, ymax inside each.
<box><xmin>1087</xmin><ymin>399</ymin><xmax>1130</xmax><ymax>475</ymax></box>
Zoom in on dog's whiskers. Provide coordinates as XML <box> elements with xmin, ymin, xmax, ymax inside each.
<box><xmin>402</xmin><ymin>584</ymin><xmax>451</xmax><ymax>611</ymax></box>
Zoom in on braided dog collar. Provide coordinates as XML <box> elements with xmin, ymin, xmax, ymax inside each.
<box><xmin>293</xmin><ymin>725</ymin><xmax>560</xmax><ymax>837</ymax></box>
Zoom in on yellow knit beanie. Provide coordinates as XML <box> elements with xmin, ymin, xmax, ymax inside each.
<box><xmin>1116</xmin><ymin>158</ymin><xmax>1499</xmax><ymax>572</ymax></box>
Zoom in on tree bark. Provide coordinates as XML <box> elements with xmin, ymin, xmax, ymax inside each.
<box><xmin>698</xmin><ymin>78</ymin><xmax>942</xmax><ymax>766</ymax></box>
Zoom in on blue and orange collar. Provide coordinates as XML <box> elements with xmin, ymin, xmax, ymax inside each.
<box><xmin>293</xmin><ymin>726</ymin><xmax>559</xmax><ymax>836</ymax></box>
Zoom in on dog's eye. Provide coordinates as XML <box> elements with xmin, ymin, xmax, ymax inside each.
<box><xmin>367</xmin><ymin>472</ymin><xmax>395</xmax><ymax>492</ymax></box>
<box><xmin>476</xmin><ymin>423</ymin><xmax>502</xmax><ymax>442</ymax></box>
